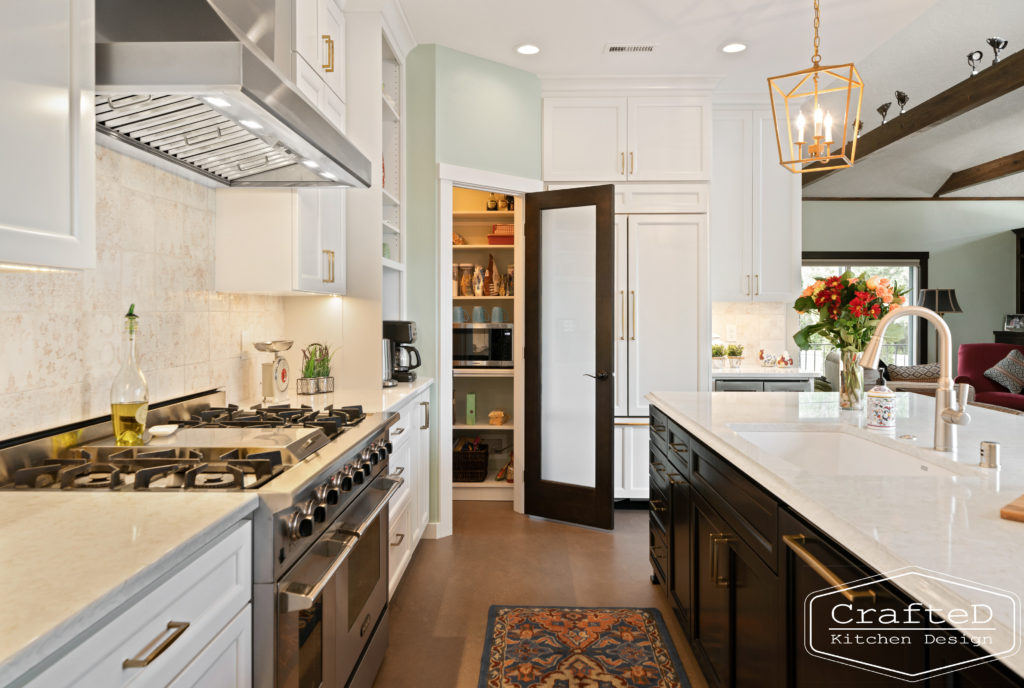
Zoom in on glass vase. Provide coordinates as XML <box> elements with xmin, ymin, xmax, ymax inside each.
<box><xmin>839</xmin><ymin>350</ymin><xmax>864</xmax><ymax>410</ymax></box>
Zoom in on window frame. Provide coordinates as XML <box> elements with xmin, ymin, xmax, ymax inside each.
<box><xmin>802</xmin><ymin>251</ymin><xmax>930</xmax><ymax>365</ymax></box>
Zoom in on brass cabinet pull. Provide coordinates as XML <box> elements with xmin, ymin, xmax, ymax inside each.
<box><xmin>629</xmin><ymin>151</ymin><xmax>635</xmax><ymax>175</ymax></box>
<box><xmin>667</xmin><ymin>473</ymin><xmax>685</xmax><ymax>485</ymax></box>
<box><xmin>322</xmin><ymin>249</ymin><xmax>335</xmax><ymax>283</ymax></box>
<box><xmin>669</xmin><ymin>442</ymin><xmax>688</xmax><ymax>454</ymax></box>
<box><xmin>619</xmin><ymin>290</ymin><xmax>625</xmax><ymax>340</ymax></box>
<box><xmin>783</xmin><ymin>534</ymin><xmax>876</xmax><ymax>603</ymax></box>
<box><xmin>710</xmin><ymin>533</ymin><xmax>731</xmax><ymax>587</ymax></box>
<box><xmin>650</xmin><ymin>498</ymin><xmax>667</xmax><ymax>513</ymax></box>
<box><xmin>322</xmin><ymin>34</ymin><xmax>334</xmax><ymax>72</ymax></box>
<box><xmin>630</xmin><ymin>290</ymin><xmax>637</xmax><ymax>340</ymax></box>
<box><xmin>390</xmin><ymin>532</ymin><xmax>405</xmax><ymax>547</ymax></box>
<box><xmin>420</xmin><ymin>401</ymin><xmax>430</xmax><ymax>429</ymax></box>
<box><xmin>619</xmin><ymin>152</ymin><xmax>625</xmax><ymax>175</ymax></box>
<box><xmin>745</xmin><ymin>274</ymin><xmax>751</xmax><ymax>296</ymax></box>
<box><xmin>650</xmin><ymin>423</ymin><xmax>666</xmax><ymax>433</ymax></box>
<box><xmin>123</xmin><ymin>621</ymin><xmax>190</xmax><ymax>668</ymax></box>
<box><xmin>755</xmin><ymin>274</ymin><xmax>760</xmax><ymax>296</ymax></box>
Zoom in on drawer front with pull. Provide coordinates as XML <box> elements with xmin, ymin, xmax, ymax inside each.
<box><xmin>665</xmin><ymin>419</ymin><xmax>691</xmax><ymax>477</ymax></box>
<box><xmin>388</xmin><ymin>500</ymin><xmax>413</xmax><ymax>596</ymax></box>
<box><xmin>389</xmin><ymin>405</ymin><xmax>414</xmax><ymax>449</ymax></box>
<box><xmin>26</xmin><ymin>521</ymin><xmax>251</xmax><ymax>688</ymax></box>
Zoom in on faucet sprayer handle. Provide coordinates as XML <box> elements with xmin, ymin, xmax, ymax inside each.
<box><xmin>957</xmin><ymin>382</ymin><xmax>972</xmax><ymax>410</ymax></box>
<box><xmin>942</xmin><ymin>383</ymin><xmax>972</xmax><ymax>427</ymax></box>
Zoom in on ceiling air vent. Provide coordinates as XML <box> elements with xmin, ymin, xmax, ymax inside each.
<box><xmin>604</xmin><ymin>43</ymin><xmax>657</xmax><ymax>54</ymax></box>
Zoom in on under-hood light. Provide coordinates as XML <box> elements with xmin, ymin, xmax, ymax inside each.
<box><xmin>302</xmin><ymin>160</ymin><xmax>320</xmax><ymax>169</ymax></box>
<box><xmin>239</xmin><ymin>119</ymin><xmax>263</xmax><ymax>130</ymax></box>
<box><xmin>204</xmin><ymin>96</ymin><xmax>231</xmax><ymax>108</ymax></box>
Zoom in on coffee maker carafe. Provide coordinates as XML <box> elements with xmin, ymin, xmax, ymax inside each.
<box><xmin>383</xmin><ymin>320</ymin><xmax>419</xmax><ymax>385</ymax></box>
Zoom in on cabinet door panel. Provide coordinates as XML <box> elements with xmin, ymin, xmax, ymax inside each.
<box><xmin>752</xmin><ymin>111</ymin><xmax>800</xmax><ymax>301</ymax></box>
<box><xmin>543</xmin><ymin>97</ymin><xmax>627</xmax><ymax>181</ymax></box>
<box><xmin>628</xmin><ymin>97</ymin><xmax>710</xmax><ymax>181</ymax></box>
<box><xmin>168</xmin><ymin>605</ymin><xmax>252</xmax><ymax>688</ymax></box>
<box><xmin>710</xmin><ymin>109</ymin><xmax>753</xmax><ymax>301</ymax></box>
<box><xmin>318</xmin><ymin>0</ymin><xmax>345</xmax><ymax>101</ymax></box>
<box><xmin>321</xmin><ymin>85</ymin><xmax>347</xmax><ymax>132</ymax></box>
<box><xmin>415</xmin><ymin>396</ymin><xmax>430</xmax><ymax>538</ymax></box>
<box><xmin>613</xmin><ymin>425</ymin><xmax>625</xmax><ymax>499</ymax></box>
<box><xmin>670</xmin><ymin>479</ymin><xmax>691</xmax><ymax>627</ymax></box>
<box><xmin>693</xmin><ymin>497</ymin><xmax>731</xmax><ymax>688</ymax></box>
<box><xmin>614</xmin><ymin>216</ymin><xmax>629</xmax><ymax>417</ymax></box>
<box><xmin>319</xmin><ymin>188</ymin><xmax>346</xmax><ymax>294</ymax></box>
<box><xmin>733</xmin><ymin>538</ymin><xmax>782</xmax><ymax>688</ymax></box>
<box><xmin>293</xmin><ymin>0</ymin><xmax>319</xmax><ymax>71</ymax></box>
<box><xmin>293</xmin><ymin>189</ymin><xmax>324</xmax><ymax>292</ymax></box>
<box><xmin>627</xmin><ymin>426</ymin><xmax>650</xmax><ymax>498</ymax></box>
<box><xmin>627</xmin><ymin>215</ymin><xmax>704</xmax><ymax>416</ymax></box>
<box><xmin>0</xmin><ymin>0</ymin><xmax>94</xmax><ymax>269</ymax></box>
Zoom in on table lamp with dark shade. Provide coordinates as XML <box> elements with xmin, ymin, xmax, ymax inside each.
<box><xmin>919</xmin><ymin>289</ymin><xmax>963</xmax><ymax>362</ymax></box>
<box><xmin>919</xmin><ymin>288</ymin><xmax>963</xmax><ymax>315</ymax></box>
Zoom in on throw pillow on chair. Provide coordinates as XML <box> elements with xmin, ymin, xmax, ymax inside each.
<box><xmin>984</xmin><ymin>350</ymin><xmax>1024</xmax><ymax>394</ymax></box>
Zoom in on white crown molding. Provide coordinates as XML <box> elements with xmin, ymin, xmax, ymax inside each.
<box><xmin>712</xmin><ymin>91</ymin><xmax>771</xmax><ymax>107</ymax></box>
<box><xmin>382</xmin><ymin>0</ymin><xmax>416</xmax><ymax>58</ymax></box>
<box><xmin>540</xmin><ymin>73</ymin><xmax>722</xmax><ymax>96</ymax></box>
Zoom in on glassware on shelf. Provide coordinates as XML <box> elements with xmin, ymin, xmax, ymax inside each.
<box><xmin>110</xmin><ymin>304</ymin><xmax>149</xmax><ymax>446</ymax></box>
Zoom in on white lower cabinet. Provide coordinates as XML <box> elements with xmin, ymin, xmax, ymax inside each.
<box><xmin>387</xmin><ymin>386</ymin><xmax>432</xmax><ymax>594</ymax></box>
<box><xmin>27</xmin><ymin>521</ymin><xmax>252</xmax><ymax>688</ymax></box>
<box><xmin>614</xmin><ymin>424</ymin><xmax>649</xmax><ymax>499</ymax></box>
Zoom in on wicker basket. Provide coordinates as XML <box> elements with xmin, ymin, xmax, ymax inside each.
<box><xmin>453</xmin><ymin>443</ymin><xmax>488</xmax><ymax>482</ymax></box>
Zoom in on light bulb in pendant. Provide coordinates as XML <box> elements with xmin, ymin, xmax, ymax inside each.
<box><xmin>794</xmin><ymin>112</ymin><xmax>806</xmax><ymax>144</ymax></box>
<box><xmin>823</xmin><ymin>112</ymin><xmax>833</xmax><ymax>143</ymax></box>
<box><xmin>813</xmin><ymin>107</ymin><xmax>823</xmax><ymax>137</ymax></box>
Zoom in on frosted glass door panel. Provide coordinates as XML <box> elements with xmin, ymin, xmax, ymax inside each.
<box><xmin>539</xmin><ymin>206</ymin><xmax>597</xmax><ymax>488</ymax></box>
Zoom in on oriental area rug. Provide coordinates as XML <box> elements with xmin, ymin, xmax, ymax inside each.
<box><xmin>479</xmin><ymin>606</ymin><xmax>691</xmax><ymax>688</ymax></box>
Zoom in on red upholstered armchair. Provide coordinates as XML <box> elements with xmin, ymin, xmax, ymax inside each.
<box><xmin>955</xmin><ymin>343</ymin><xmax>1024</xmax><ymax>412</ymax></box>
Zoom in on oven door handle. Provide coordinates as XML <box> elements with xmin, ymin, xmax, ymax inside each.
<box><xmin>279</xmin><ymin>533</ymin><xmax>358</xmax><ymax>613</ymax></box>
<box><xmin>338</xmin><ymin>476</ymin><xmax>404</xmax><ymax>539</ymax></box>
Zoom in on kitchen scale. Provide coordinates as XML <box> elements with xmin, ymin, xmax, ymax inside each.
<box><xmin>254</xmin><ymin>340</ymin><xmax>293</xmax><ymax>403</ymax></box>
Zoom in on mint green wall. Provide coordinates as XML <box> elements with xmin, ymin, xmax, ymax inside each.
<box><xmin>803</xmin><ymin>201</ymin><xmax>1023</xmax><ymax>365</ymax></box>
<box><xmin>405</xmin><ymin>44</ymin><xmax>540</xmax><ymax>521</ymax></box>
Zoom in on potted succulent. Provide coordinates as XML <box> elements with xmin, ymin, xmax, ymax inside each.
<box><xmin>727</xmin><ymin>344</ymin><xmax>745</xmax><ymax>369</ymax></box>
<box><xmin>297</xmin><ymin>342</ymin><xmax>335</xmax><ymax>394</ymax></box>
<box><xmin>712</xmin><ymin>343</ymin><xmax>727</xmax><ymax>369</ymax></box>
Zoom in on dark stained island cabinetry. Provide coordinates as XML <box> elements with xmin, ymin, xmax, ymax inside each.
<box><xmin>648</xmin><ymin>405</ymin><xmax>1024</xmax><ymax>688</ymax></box>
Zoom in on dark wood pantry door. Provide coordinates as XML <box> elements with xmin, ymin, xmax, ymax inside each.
<box><xmin>523</xmin><ymin>185</ymin><xmax>615</xmax><ymax>530</ymax></box>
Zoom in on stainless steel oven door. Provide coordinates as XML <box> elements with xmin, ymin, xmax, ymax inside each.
<box><xmin>276</xmin><ymin>476</ymin><xmax>402</xmax><ymax>688</ymax></box>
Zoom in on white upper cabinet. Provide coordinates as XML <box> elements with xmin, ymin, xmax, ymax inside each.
<box><xmin>216</xmin><ymin>188</ymin><xmax>346</xmax><ymax>295</ymax></box>
<box><xmin>711</xmin><ymin>107</ymin><xmax>800</xmax><ymax>303</ymax></box>
<box><xmin>0</xmin><ymin>0</ymin><xmax>94</xmax><ymax>269</ymax></box>
<box><xmin>543</xmin><ymin>96</ymin><xmax>710</xmax><ymax>182</ymax></box>
<box><xmin>293</xmin><ymin>0</ymin><xmax>346</xmax><ymax>107</ymax></box>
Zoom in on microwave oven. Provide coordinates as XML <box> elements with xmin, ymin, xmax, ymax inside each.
<box><xmin>453</xmin><ymin>323</ymin><xmax>513</xmax><ymax>368</ymax></box>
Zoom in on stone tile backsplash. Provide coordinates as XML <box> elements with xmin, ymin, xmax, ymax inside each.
<box><xmin>0</xmin><ymin>147</ymin><xmax>286</xmax><ymax>440</ymax></box>
<box><xmin>712</xmin><ymin>301</ymin><xmax>791</xmax><ymax>358</ymax></box>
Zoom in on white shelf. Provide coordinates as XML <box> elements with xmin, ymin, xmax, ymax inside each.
<box><xmin>454</xmin><ymin>368</ymin><xmax>512</xmax><ymax>378</ymax></box>
<box><xmin>383</xmin><ymin>220</ymin><xmax>400</xmax><ymax>234</ymax></box>
<box><xmin>453</xmin><ymin>295</ymin><xmax>513</xmax><ymax>301</ymax></box>
<box><xmin>453</xmin><ymin>468</ymin><xmax>514</xmax><ymax>501</ymax></box>
<box><xmin>453</xmin><ymin>244</ymin><xmax>513</xmax><ymax>250</ymax></box>
<box><xmin>382</xmin><ymin>95</ymin><xmax>400</xmax><ymax>122</ymax></box>
<box><xmin>453</xmin><ymin>423</ymin><xmax>514</xmax><ymax>431</ymax></box>
<box><xmin>382</xmin><ymin>189</ymin><xmax>400</xmax><ymax>207</ymax></box>
<box><xmin>382</xmin><ymin>258</ymin><xmax>405</xmax><ymax>272</ymax></box>
<box><xmin>453</xmin><ymin>211</ymin><xmax>514</xmax><ymax>221</ymax></box>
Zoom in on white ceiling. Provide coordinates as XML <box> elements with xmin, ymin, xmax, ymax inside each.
<box><xmin>395</xmin><ymin>0</ymin><xmax>938</xmax><ymax>93</ymax></box>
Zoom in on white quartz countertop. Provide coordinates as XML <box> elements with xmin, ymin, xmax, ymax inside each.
<box><xmin>237</xmin><ymin>378</ymin><xmax>433</xmax><ymax>414</ymax></box>
<box><xmin>711</xmin><ymin>366</ymin><xmax>817</xmax><ymax>379</ymax></box>
<box><xmin>647</xmin><ymin>390</ymin><xmax>1024</xmax><ymax>678</ymax></box>
<box><xmin>0</xmin><ymin>492</ymin><xmax>258</xmax><ymax>687</ymax></box>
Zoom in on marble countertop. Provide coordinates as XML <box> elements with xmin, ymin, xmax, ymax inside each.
<box><xmin>711</xmin><ymin>366</ymin><xmax>817</xmax><ymax>379</ymax></box>
<box><xmin>0</xmin><ymin>492</ymin><xmax>258</xmax><ymax>687</ymax></box>
<box><xmin>237</xmin><ymin>378</ymin><xmax>433</xmax><ymax>414</ymax></box>
<box><xmin>647</xmin><ymin>390</ymin><xmax>1024</xmax><ymax>678</ymax></box>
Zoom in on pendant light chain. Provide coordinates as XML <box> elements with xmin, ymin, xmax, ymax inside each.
<box><xmin>812</xmin><ymin>0</ymin><xmax>821</xmax><ymax>66</ymax></box>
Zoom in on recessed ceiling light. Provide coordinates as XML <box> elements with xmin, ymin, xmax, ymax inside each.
<box><xmin>721</xmin><ymin>43</ymin><xmax>747</xmax><ymax>54</ymax></box>
<box><xmin>516</xmin><ymin>44</ymin><xmax>540</xmax><ymax>55</ymax></box>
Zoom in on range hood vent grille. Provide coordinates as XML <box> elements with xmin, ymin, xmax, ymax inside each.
<box><xmin>604</xmin><ymin>43</ymin><xmax>657</xmax><ymax>54</ymax></box>
<box><xmin>96</xmin><ymin>95</ymin><xmax>297</xmax><ymax>183</ymax></box>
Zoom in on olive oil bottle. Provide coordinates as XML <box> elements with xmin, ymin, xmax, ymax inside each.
<box><xmin>110</xmin><ymin>304</ymin><xmax>149</xmax><ymax>446</ymax></box>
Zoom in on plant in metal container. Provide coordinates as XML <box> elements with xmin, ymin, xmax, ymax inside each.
<box><xmin>712</xmin><ymin>343</ymin><xmax>727</xmax><ymax>369</ymax></box>
<box><xmin>297</xmin><ymin>342</ymin><xmax>335</xmax><ymax>394</ymax></box>
<box><xmin>727</xmin><ymin>344</ymin><xmax>745</xmax><ymax>368</ymax></box>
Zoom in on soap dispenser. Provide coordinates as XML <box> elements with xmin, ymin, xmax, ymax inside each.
<box><xmin>866</xmin><ymin>373</ymin><xmax>896</xmax><ymax>430</ymax></box>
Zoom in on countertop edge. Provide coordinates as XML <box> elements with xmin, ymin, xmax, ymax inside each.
<box><xmin>0</xmin><ymin>495</ymin><xmax>259</xmax><ymax>688</ymax></box>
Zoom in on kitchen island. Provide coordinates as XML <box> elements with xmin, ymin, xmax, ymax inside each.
<box><xmin>647</xmin><ymin>390</ymin><xmax>1024</xmax><ymax>686</ymax></box>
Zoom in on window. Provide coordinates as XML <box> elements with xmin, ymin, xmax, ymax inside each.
<box><xmin>798</xmin><ymin>253</ymin><xmax>928</xmax><ymax>374</ymax></box>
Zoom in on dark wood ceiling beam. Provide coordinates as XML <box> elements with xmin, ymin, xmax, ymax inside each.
<box><xmin>933</xmin><ymin>149</ymin><xmax>1024</xmax><ymax>197</ymax></box>
<box><xmin>802</xmin><ymin>48</ymin><xmax>1024</xmax><ymax>186</ymax></box>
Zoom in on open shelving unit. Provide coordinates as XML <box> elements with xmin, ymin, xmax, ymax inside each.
<box><xmin>380</xmin><ymin>33</ymin><xmax>404</xmax><ymax>320</ymax></box>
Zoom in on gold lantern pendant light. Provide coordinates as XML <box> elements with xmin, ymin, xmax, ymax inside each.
<box><xmin>768</xmin><ymin>0</ymin><xmax>863</xmax><ymax>174</ymax></box>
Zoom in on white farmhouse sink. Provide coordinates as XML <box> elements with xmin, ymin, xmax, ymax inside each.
<box><xmin>732</xmin><ymin>428</ymin><xmax>958</xmax><ymax>477</ymax></box>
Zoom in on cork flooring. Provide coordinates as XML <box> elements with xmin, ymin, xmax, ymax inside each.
<box><xmin>372</xmin><ymin>501</ymin><xmax>708</xmax><ymax>688</ymax></box>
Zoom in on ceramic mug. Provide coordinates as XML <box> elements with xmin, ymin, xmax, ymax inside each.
<box><xmin>471</xmin><ymin>306</ymin><xmax>488</xmax><ymax>323</ymax></box>
<box><xmin>453</xmin><ymin>306</ymin><xmax>467</xmax><ymax>323</ymax></box>
<box><xmin>490</xmin><ymin>306</ymin><xmax>506</xmax><ymax>323</ymax></box>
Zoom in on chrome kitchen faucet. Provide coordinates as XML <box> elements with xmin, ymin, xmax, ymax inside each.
<box><xmin>859</xmin><ymin>306</ymin><xmax>970</xmax><ymax>452</ymax></box>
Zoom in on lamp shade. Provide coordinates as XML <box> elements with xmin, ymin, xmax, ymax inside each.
<box><xmin>919</xmin><ymin>289</ymin><xmax>963</xmax><ymax>314</ymax></box>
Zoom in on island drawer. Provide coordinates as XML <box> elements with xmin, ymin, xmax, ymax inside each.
<box><xmin>691</xmin><ymin>440</ymin><xmax>779</xmax><ymax>570</ymax></box>
<box><xmin>665</xmin><ymin>421</ymin><xmax>691</xmax><ymax>476</ymax></box>
<box><xmin>650</xmin><ymin>408</ymin><xmax>670</xmax><ymax>445</ymax></box>
<box><xmin>649</xmin><ymin>475</ymin><xmax>670</xmax><ymax>533</ymax></box>
<box><xmin>650</xmin><ymin>515</ymin><xmax>669</xmax><ymax>584</ymax></box>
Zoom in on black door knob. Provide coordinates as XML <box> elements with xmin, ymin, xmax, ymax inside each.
<box><xmin>583</xmin><ymin>371</ymin><xmax>610</xmax><ymax>381</ymax></box>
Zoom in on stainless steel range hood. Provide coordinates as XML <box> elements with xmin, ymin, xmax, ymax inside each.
<box><xmin>95</xmin><ymin>0</ymin><xmax>371</xmax><ymax>188</ymax></box>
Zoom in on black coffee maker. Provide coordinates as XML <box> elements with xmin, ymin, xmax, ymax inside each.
<box><xmin>383</xmin><ymin>320</ymin><xmax>421</xmax><ymax>383</ymax></box>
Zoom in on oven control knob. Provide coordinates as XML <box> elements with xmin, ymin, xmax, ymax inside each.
<box><xmin>305</xmin><ymin>498</ymin><xmax>327</xmax><ymax>523</ymax></box>
<box><xmin>349</xmin><ymin>464</ymin><xmax>365</xmax><ymax>484</ymax></box>
<box><xmin>337</xmin><ymin>468</ymin><xmax>355</xmax><ymax>491</ymax></box>
<box><xmin>287</xmin><ymin>510</ymin><xmax>314</xmax><ymax>540</ymax></box>
<box><xmin>322</xmin><ymin>480</ymin><xmax>341</xmax><ymax>505</ymax></box>
<box><xmin>384</xmin><ymin>440</ymin><xmax>393</xmax><ymax>455</ymax></box>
